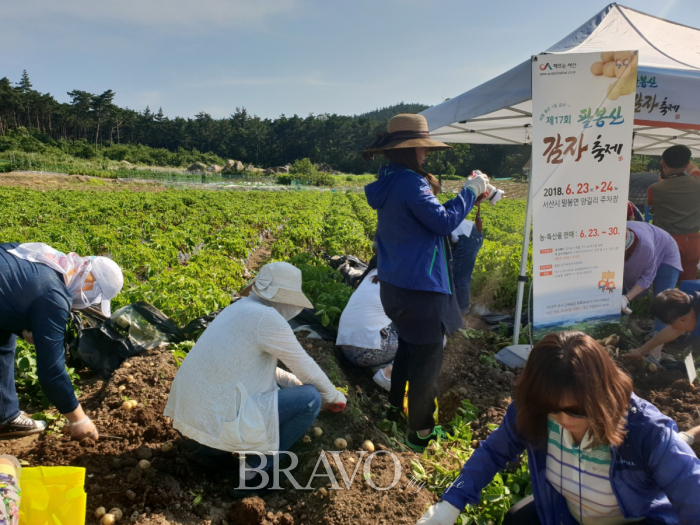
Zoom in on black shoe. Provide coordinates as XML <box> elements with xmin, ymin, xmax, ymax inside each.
<box><xmin>0</xmin><ymin>412</ymin><xmax>47</xmax><ymax>438</ymax></box>
<box><xmin>406</xmin><ymin>426</ymin><xmax>448</xmax><ymax>452</ymax></box>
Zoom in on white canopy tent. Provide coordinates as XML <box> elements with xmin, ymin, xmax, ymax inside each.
<box><xmin>421</xmin><ymin>3</ymin><xmax>700</xmax><ymax>156</ymax></box>
<box><xmin>420</xmin><ymin>3</ymin><xmax>700</xmax><ymax>350</ymax></box>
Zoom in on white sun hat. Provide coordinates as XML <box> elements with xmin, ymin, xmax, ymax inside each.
<box><xmin>242</xmin><ymin>262</ymin><xmax>313</xmax><ymax>309</ymax></box>
<box><xmin>88</xmin><ymin>256</ymin><xmax>124</xmax><ymax>316</ymax></box>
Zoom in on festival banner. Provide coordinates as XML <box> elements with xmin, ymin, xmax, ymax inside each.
<box><xmin>530</xmin><ymin>50</ymin><xmax>637</xmax><ymax>334</ymax></box>
<box><xmin>635</xmin><ymin>67</ymin><xmax>700</xmax><ymax>131</ymax></box>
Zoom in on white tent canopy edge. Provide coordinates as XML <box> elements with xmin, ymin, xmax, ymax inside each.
<box><xmin>421</xmin><ymin>3</ymin><xmax>700</xmax><ymax>156</ymax></box>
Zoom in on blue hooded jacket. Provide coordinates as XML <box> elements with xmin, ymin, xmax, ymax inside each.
<box><xmin>441</xmin><ymin>395</ymin><xmax>700</xmax><ymax>524</ymax></box>
<box><xmin>364</xmin><ymin>163</ymin><xmax>477</xmax><ymax>294</ymax></box>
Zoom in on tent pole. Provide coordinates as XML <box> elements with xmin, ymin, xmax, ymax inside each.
<box><xmin>512</xmin><ymin>174</ymin><xmax>532</xmax><ymax>345</ymax></box>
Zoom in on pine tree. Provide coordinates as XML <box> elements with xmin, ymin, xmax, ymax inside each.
<box><xmin>18</xmin><ymin>70</ymin><xmax>33</xmax><ymax>93</ymax></box>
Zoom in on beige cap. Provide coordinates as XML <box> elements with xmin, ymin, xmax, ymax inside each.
<box><xmin>241</xmin><ymin>262</ymin><xmax>313</xmax><ymax>309</ymax></box>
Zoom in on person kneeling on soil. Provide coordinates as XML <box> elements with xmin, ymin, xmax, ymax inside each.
<box><xmin>0</xmin><ymin>242</ymin><xmax>123</xmax><ymax>440</ymax></box>
<box><xmin>164</xmin><ymin>262</ymin><xmax>347</xmax><ymax>489</ymax></box>
<box><xmin>624</xmin><ymin>288</ymin><xmax>700</xmax><ymax>361</ymax></box>
<box><xmin>622</xmin><ymin>221</ymin><xmax>682</xmax><ymax>358</ymax></box>
<box><xmin>418</xmin><ymin>331</ymin><xmax>700</xmax><ymax>525</ymax></box>
<box><xmin>336</xmin><ymin>256</ymin><xmax>397</xmax><ymax>391</ymax></box>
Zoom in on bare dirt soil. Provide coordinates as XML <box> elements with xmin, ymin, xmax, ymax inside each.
<box><xmin>0</xmin><ymin>172</ymin><xmax>168</xmax><ymax>192</ymax></box>
<box><xmin>3</xmin><ymin>324</ymin><xmax>695</xmax><ymax>524</ymax></box>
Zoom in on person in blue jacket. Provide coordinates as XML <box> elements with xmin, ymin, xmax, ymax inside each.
<box><xmin>417</xmin><ymin>331</ymin><xmax>700</xmax><ymax>525</ymax></box>
<box><xmin>0</xmin><ymin>242</ymin><xmax>123</xmax><ymax>440</ymax></box>
<box><xmin>364</xmin><ymin>113</ymin><xmax>488</xmax><ymax>451</ymax></box>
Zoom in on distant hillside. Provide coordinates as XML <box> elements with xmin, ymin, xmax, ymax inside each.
<box><xmin>357</xmin><ymin>102</ymin><xmax>431</xmax><ymax>121</ymax></box>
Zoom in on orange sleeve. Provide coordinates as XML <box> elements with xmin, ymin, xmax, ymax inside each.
<box><xmin>647</xmin><ymin>185</ymin><xmax>654</xmax><ymax>206</ymax></box>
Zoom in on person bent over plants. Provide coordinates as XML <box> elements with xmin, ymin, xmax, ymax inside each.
<box><xmin>0</xmin><ymin>242</ymin><xmax>123</xmax><ymax>440</ymax></box>
<box><xmin>364</xmin><ymin>113</ymin><xmax>487</xmax><ymax>451</ymax></box>
<box><xmin>418</xmin><ymin>331</ymin><xmax>700</xmax><ymax>525</ymax></box>
<box><xmin>336</xmin><ymin>255</ymin><xmax>397</xmax><ymax>391</ymax></box>
<box><xmin>164</xmin><ymin>262</ymin><xmax>347</xmax><ymax>495</ymax></box>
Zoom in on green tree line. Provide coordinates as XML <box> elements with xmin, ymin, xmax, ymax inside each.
<box><xmin>0</xmin><ymin>70</ymin><xmax>531</xmax><ymax>176</ymax></box>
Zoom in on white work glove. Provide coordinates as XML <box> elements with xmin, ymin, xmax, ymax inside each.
<box><xmin>417</xmin><ymin>501</ymin><xmax>461</xmax><ymax>525</ymax></box>
<box><xmin>462</xmin><ymin>172</ymin><xmax>488</xmax><ymax>197</ymax></box>
<box><xmin>327</xmin><ymin>390</ymin><xmax>347</xmax><ymax>413</ymax></box>
<box><xmin>621</xmin><ymin>295</ymin><xmax>632</xmax><ymax>315</ymax></box>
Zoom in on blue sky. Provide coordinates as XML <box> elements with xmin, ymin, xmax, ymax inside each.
<box><xmin>3</xmin><ymin>0</ymin><xmax>697</xmax><ymax>119</ymax></box>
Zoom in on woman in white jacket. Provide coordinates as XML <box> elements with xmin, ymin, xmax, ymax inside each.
<box><xmin>164</xmin><ymin>262</ymin><xmax>347</xmax><ymax>488</ymax></box>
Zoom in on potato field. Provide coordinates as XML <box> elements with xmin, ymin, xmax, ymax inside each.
<box><xmin>0</xmin><ymin>175</ymin><xmax>697</xmax><ymax>525</ymax></box>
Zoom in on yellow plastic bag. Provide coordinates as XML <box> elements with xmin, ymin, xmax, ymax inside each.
<box><xmin>19</xmin><ymin>466</ymin><xmax>86</xmax><ymax>525</ymax></box>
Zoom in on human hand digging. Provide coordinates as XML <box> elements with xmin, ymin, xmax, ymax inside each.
<box><xmin>63</xmin><ymin>405</ymin><xmax>99</xmax><ymax>441</ymax></box>
<box><xmin>622</xmin><ymin>348</ymin><xmax>645</xmax><ymax>361</ymax></box>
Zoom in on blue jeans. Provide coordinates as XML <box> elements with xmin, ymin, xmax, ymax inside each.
<box><xmin>0</xmin><ymin>332</ymin><xmax>19</xmax><ymax>424</ymax></box>
<box><xmin>452</xmin><ymin>233</ymin><xmax>484</xmax><ymax>314</ymax></box>
<box><xmin>186</xmin><ymin>384</ymin><xmax>321</xmax><ymax>472</ymax></box>
<box><xmin>652</xmin><ymin>263</ymin><xmax>681</xmax><ymax>333</ymax></box>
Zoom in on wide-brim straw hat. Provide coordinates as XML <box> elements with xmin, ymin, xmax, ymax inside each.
<box><xmin>363</xmin><ymin>114</ymin><xmax>451</xmax><ymax>160</ymax></box>
<box><xmin>239</xmin><ymin>262</ymin><xmax>313</xmax><ymax>309</ymax></box>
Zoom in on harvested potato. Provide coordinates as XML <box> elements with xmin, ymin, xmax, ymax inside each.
<box><xmin>648</xmin><ymin>363</ymin><xmax>658</xmax><ymax>373</ymax></box>
<box><xmin>95</xmin><ymin>507</ymin><xmax>107</xmax><ymax>519</ymax></box>
<box><xmin>362</xmin><ymin>440</ymin><xmax>375</xmax><ymax>453</ymax></box>
<box><xmin>126</xmin><ymin>375</ymin><xmax>135</xmax><ymax>383</ymax></box>
<box><xmin>109</xmin><ymin>508</ymin><xmax>123</xmax><ymax>520</ymax></box>
<box><xmin>101</xmin><ymin>515</ymin><xmax>116</xmax><ymax>525</ymax></box>
<box><xmin>121</xmin><ymin>401</ymin><xmax>134</xmax><ymax>411</ymax></box>
<box><xmin>138</xmin><ymin>459</ymin><xmax>151</xmax><ymax>470</ymax></box>
<box><xmin>334</xmin><ymin>438</ymin><xmax>347</xmax><ymax>450</ymax></box>
<box><xmin>123</xmin><ymin>362</ymin><xmax>131</xmax><ymax>368</ymax></box>
<box><xmin>590</xmin><ymin>62</ymin><xmax>604</xmax><ymax>76</ymax></box>
<box><xmin>128</xmin><ymin>400</ymin><xmax>138</xmax><ymax>409</ymax></box>
<box><xmin>603</xmin><ymin>61</ymin><xmax>616</xmax><ymax>77</ymax></box>
<box><xmin>302</xmin><ymin>435</ymin><xmax>312</xmax><ymax>444</ymax></box>
<box><xmin>312</xmin><ymin>426</ymin><xmax>323</xmax><ymax>438</ymax></box>
<box><xmin>161</xmin><ymin>442</ymin><xmax>174</xmax><ymax>453</ymax></box>
<box><xmin>118</xmin><ymin>385</ymin><xmax>126</xmax><ymax>392</ymax></box>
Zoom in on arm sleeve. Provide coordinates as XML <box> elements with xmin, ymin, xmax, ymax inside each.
<box><xmin>440</xmin><ymin>403</ymin><xmax>527</xmax><ymax>510</ymax></box>
<box><xmin>275</xmin><ymin>367</ymin><xmax>302</xmax><ymax>388</ymax></box>
<box><xmin>634</xmin><ymin>242</ymin><xmax>656</xmax><ymax>290</ymax></box>
<box><xmin>647</xmin><ymin>186</ymin><xmax>654</xmax><ymax>207</ymax></box>
<box><xmin>258</xmin><ymin>310</ymin><xmax>342</xmax><ymax>404</ymax></box>
<box><xmin>645</xmin><ymin>415</ymin><xmax>700</xmax><ymax>520</ymax></box>
<box><xmin>405</xmin><ymin>180</ymin><xmax>477</xmax><ymax>237</ymax></box>
<box><xmin>29</xmin><ymin>292</ymin><xmax>79</xmax><ymax>414</ymax></box>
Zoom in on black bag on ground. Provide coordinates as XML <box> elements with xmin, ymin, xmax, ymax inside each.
<box><xmin>68</xmin><ymin>302</ymin><xmax>187</xmax><ymax>377</ymax></box>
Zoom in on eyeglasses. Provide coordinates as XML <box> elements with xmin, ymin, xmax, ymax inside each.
<box><xmin>549</xmin><ymin>408</ymin><xmax>588</xmax><ymax>419</ymax></box>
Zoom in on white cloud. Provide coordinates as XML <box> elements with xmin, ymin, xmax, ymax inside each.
<box><xmin>5</xmin><ymin>0</ymin><xmax>296</xmax><ymax>28</ymax></box>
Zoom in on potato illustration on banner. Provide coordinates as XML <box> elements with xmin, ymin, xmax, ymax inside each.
<box><xmin>590</xmin><ymin>50</ymin><xmax>638</xmax><ymax>100</ymax></box>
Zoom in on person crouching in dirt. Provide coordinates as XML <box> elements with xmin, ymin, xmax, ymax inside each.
<box><xmin>621</xmin><ymin>221</ymin><xmax>682</xmax><ymax>358</ymax></box>
<box><xmin>0</xmin><ymin>242</ymin><xmax>123</xmax><ymax>441</ymax></box>
<box><xmin>164</xmin><ymin>262</ymin><xmax>347</xmax><ymax>492</ymax></box>
<box><xmin>336</xmin><ymin>255</ymin><xmax>397</xmax><ymax>391</ymax></box>
<box><xmin>363</xmin><ymin>113</ymin><xmax>486</xmax><ymax>451</ymax></box>
<box><xmin>417</xmin><ymin>331</ymin><xmax>700</xmax><ymax>525</ymax></box>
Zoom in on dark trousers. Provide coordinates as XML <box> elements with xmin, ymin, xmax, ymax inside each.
<box><xmin>388</xmin><ymin>337</ymin><xmax>443</xmax><ymax>431</ymax></box>
<box><xmin>0</xmin><ymin>332</ymin><xmax>19</xmax><ymax>424</ymax></box>
<box><xmin>503</xmin><ymin>496</ymin><xmax>541</xmax><ymax>525</ymax></box>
